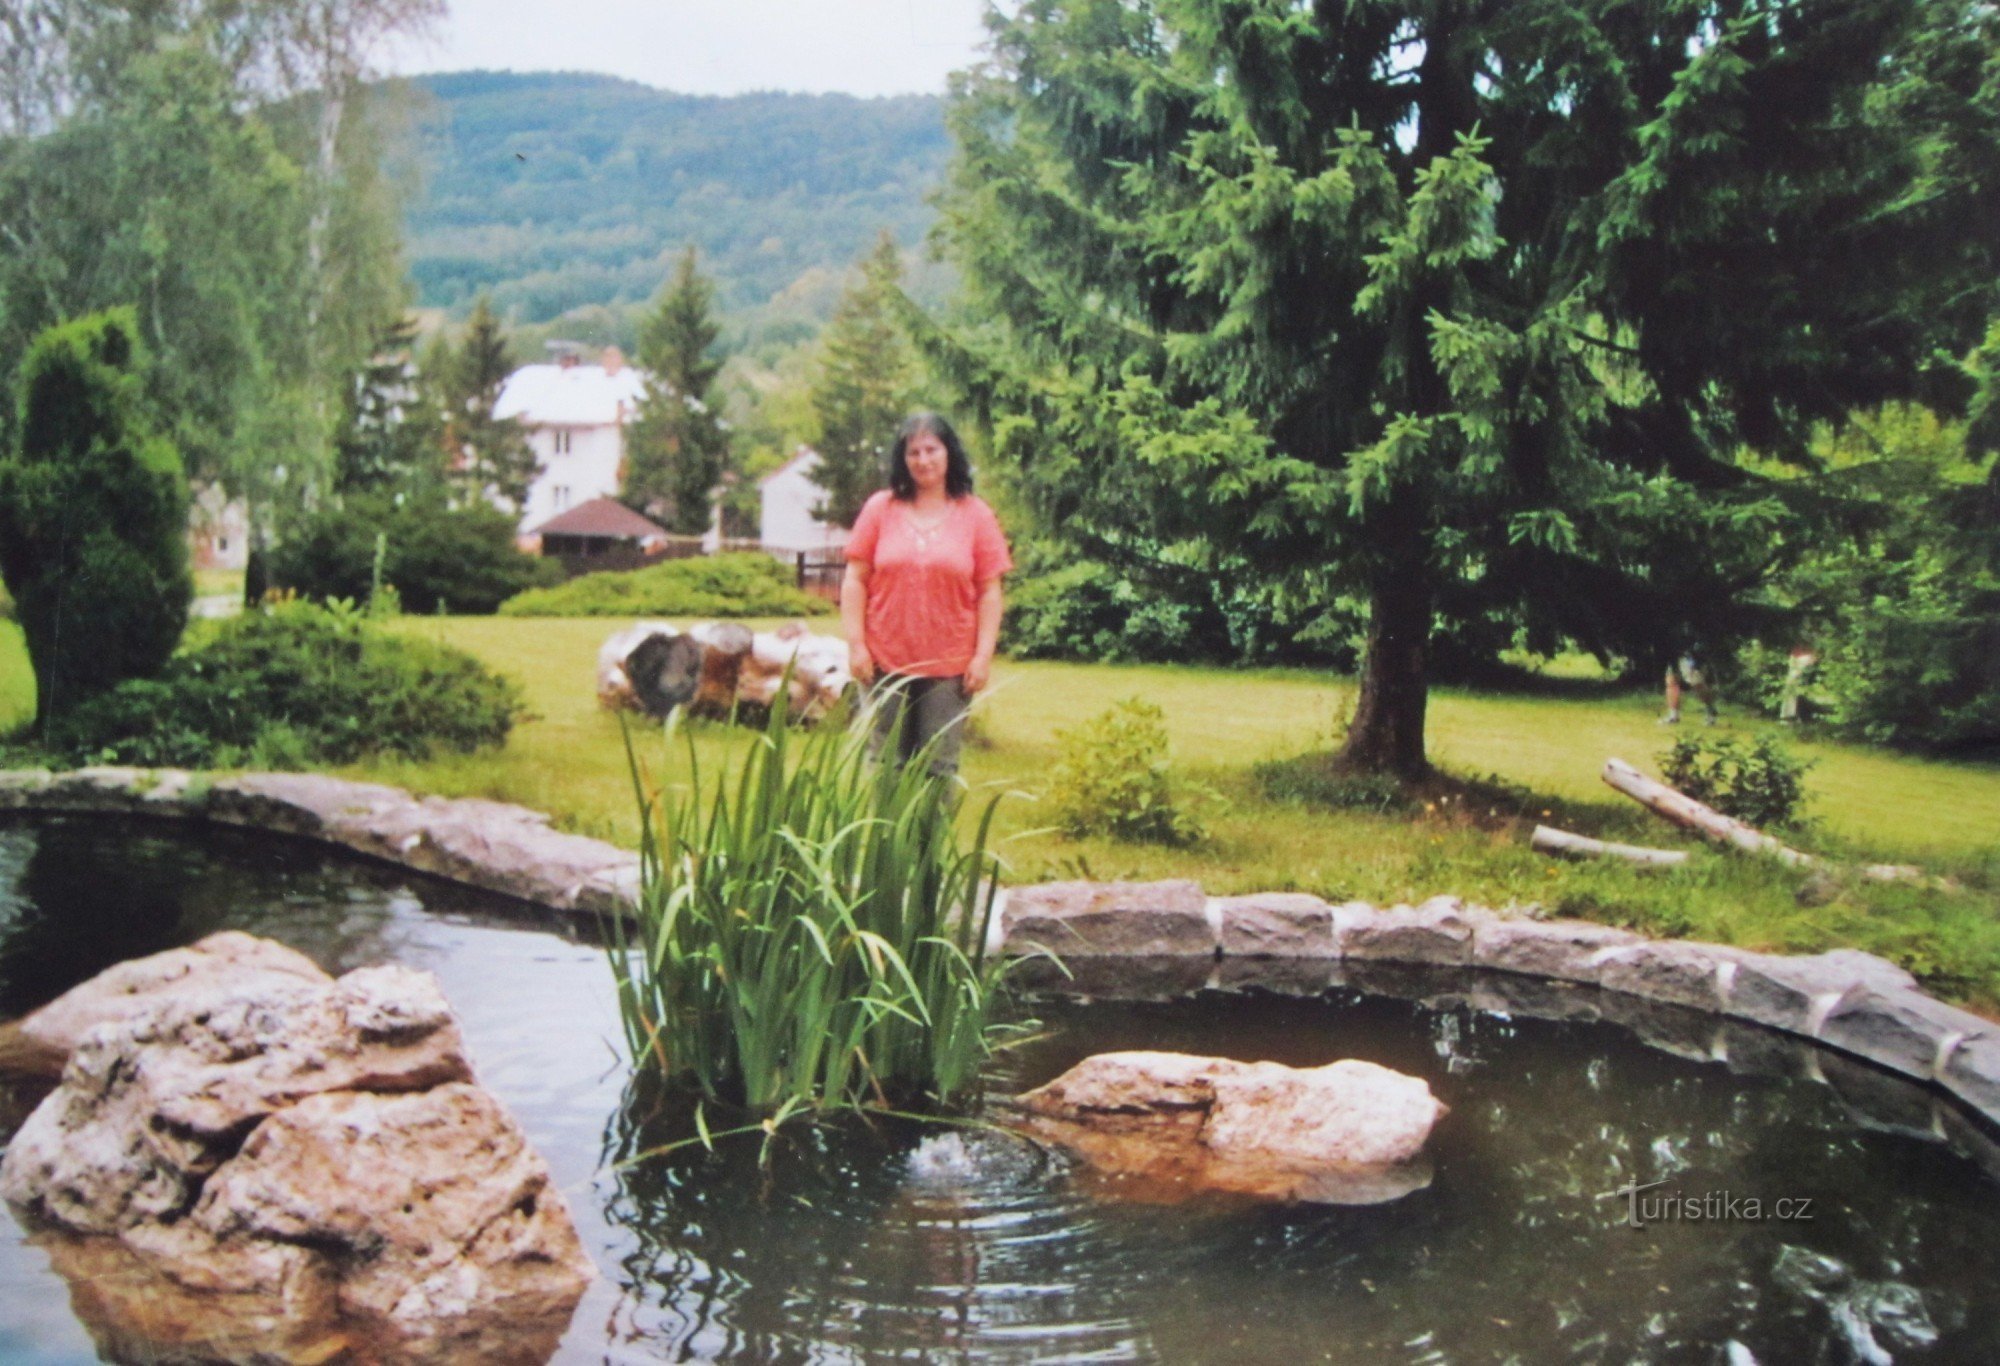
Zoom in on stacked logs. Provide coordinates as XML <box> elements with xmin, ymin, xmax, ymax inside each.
<box><xmin>597</xmin><ymin>620</ymin><xmax>851</xmax><ymax>720</ymax></box>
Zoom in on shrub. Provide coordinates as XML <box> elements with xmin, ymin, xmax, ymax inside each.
<box><xmin>269</xmin><ymin>492</ymin><xmax>562</xmax><ymax>615</ymax></box>
<box><xmin>1657</xmin><ymin>732</ymin><xmax>1814</xmax><ymax>830</ymax></box>
<box><xmin>49</xmin><ymin>598</ymin><xmax>524</xmax><ymax>767</ymax></box>
<box><xmin>1044</xmin><ymin>697</ymin><xmax>1212</xmax><ymax>845</ymax></box>
<box><xmin>1003</xmin><ymin>547</ymin><xmax>1359</xmax><ymax>666</ymax></box>
<box><xmin>610</xmin><ymin>691</ymin><xmax>1018</xmax><ymax>1116</ymax></box>
<box><xmin>0</xmin><ymin>309</ymin><xmax>191</xmax><ymax>728</ymax></box>
<box><xmin>499</xmin><ymin>551</ymin><xmax>830</xmax><ymax>618</ymax></box>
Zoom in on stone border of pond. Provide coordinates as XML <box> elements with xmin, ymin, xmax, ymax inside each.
<box><xmin>3</xmin><ymin>766</ymin><xmax>1997</xmax><ymax>1144</ymax></box>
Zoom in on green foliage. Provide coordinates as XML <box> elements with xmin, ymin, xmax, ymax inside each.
<box><xmin>626</xmin><ymin>248</ymin><xmax>733</xmax><ymax>533</ymax></box>
<box><xmin>808</xmin><ymin>234</ymin><xmax>918</xmax><ymax>526</ymax></box>
<box><xmin>49</xmin><ymin>598</ymin><xmax>522</xmax><ymax>768</ymax></box>
<box><xmin>0</xmin><ymin>309</ymin><xmax>192</xmax><ymax>728</ymax></box>
<box><xmin>1753</xmin><ymin>405</ymin><xmax>2000</xmax><ymax>753</ymax></box>
<box><xmin>333</xmin><ymin>315</ymin><xmax>445</xmax><ymax>497</ymax></box>
<box><xmin>1002</xmin><ymin>545</ymin><xmax>1358</xmax><ymax>666</ymax></box>
<box><xmin>935</xmin><ymin>0</ymin><xmax>2000</xmax><ymax>774</ymax></box>
<box><xmin>405</xmin><ymin>72</ymin><xmax>950</xmax><ymax>324</ymax></box>
<box><xmin>441</xmin><ymin>296</ymin><xmax>539</xmax><ymax>512</ymax></box>
<box><xmin>609</xmin><ymin>691</ymin><xmax>1018</xmax><ymax>1114</ymax></box>
<box><xmin>499</xmin><ymin>552</ymin><xmax>828</xmax><ymax>618</ymax></box>
<box><xmin>1658</xmin><ymin>733</ymin><xmax>1814</xmax><ymax>831</ymax></box>
<box><xmin>269</xmin><ymin>492</ymin><xmax>561</xmax><ymax>615</ymax></box>
<box><xmin>1044</xmin><ymin>698</ymin><xmax>1211</xmax><ymax>846</ymax></box>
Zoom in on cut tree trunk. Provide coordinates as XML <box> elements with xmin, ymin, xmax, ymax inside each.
<box><xmin>1600</xmin><ymin>759</ymin><xmax>1927</xmax><ymax>884</ymax></box>
<box><xmin>1339</xmin><ymin>569</ymin><xmax>1432</xmax><ymax>776</ymax></box>
<box><xmin>1601</xmin><ymin>758</ymin><xmax>1813</xmax><ymax>864</ymax></box>
<box><xmin>1530</xmin><ymin>824</ymin><xmax>1689</xmax><ymax>868</ymax></box>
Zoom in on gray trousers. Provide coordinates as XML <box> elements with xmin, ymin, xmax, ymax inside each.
<box><xmin>869</xmin><ymin>674</ymin><xmax>969</xmax><ymax>777</ymax></box>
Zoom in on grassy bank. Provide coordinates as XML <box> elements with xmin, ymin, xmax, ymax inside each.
<box><xmin>3</xmin><ymin>614</ymin><xmax>1998</xmax><ymax>1007</ymax></box>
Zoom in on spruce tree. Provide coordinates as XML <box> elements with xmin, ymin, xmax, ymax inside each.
<box><xmin>938</xmin><ymin>0</ymin><xmax>2000</xmax><ymax>774</ymax></box>
<box><xmin>809</xmin><ymin>233</ymin><xmax>918</xmax><ymax>527</ymax></box>
<box><xmin>0</xmin><ymin>309</ymin><xmax>192</xmax><ymax>728</ymax></box>
<box><xmin>626</xmin><ymin>247</ymin><xmax>732</xmax><ymax>534</ymax></box>
<box><xmin>444</xmin><ymin>295</ymin><xmax>539</xmax><ymax>512</ymax></box>
<box><xmin>332</xmin><ymin>314</ymin><xmax>445</xmax><ymax>498</ymax></box>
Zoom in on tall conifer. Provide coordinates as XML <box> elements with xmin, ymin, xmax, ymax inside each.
<box><xmin>809</xmin><ymin>233</ymin><xmax>917</xmax><ymax>527</ymax></box>
<box><xmin>938</xmin><ymin>0</ymin><xmax>2000</xmax><ymax>774</ymax></box>
<box><xmin>626</xmin><ymin>247</ymin><xmax>732</xmax><ymax>534</ymax></box>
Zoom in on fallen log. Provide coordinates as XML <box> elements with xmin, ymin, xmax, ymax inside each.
<box><xmin>1600</xmin><ymin>758</ymin><xmax>1809</xmax><ymax>865</ymax></box>
<box><xmin>1600</xmin><ymin>759</ymin><xmax>1928</xmax><ymax>884</ymax></box>
<box><xmin>1530</xmin><ymin>824</ymin><xmax>1689</xmax><ymax>869</ymax></box>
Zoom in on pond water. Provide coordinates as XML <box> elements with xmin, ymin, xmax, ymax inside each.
<box><xmin>2</xmin><ymin>815</ymin><xmax>1998</xmax><ymax>1364</ymax></box>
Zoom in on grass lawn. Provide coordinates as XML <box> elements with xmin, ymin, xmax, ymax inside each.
<box><xmin>5</xmin><ymin>613</ymin><xmax>1999</xmax><ymax>1007</ymax></box>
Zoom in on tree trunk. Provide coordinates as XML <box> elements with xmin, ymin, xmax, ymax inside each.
<box><xmin>1339</xmin><ymin>566</ymin><xmax>1432</xmax><ymax>776</ymax></box>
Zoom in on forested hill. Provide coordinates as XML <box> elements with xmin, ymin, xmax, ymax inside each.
<box><xmin>404</xmin><ymin>71</ymin><xmax>951</xmax><ymax>325</ymax></box>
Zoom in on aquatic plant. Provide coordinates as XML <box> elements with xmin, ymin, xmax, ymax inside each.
<box><xmin>610</xmin><ymin>686</ymin><xmax>1017</xmax><ymax>1116</ymax></box>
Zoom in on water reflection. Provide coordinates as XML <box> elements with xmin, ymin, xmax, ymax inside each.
<box><xmin>2</xmin><ymin>817</ymin><xmax>1998</xmax><ymax>1363</ymax></box>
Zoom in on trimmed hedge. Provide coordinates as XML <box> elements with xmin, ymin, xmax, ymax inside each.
<box><xmin>498</xmin><ymin>552</ymin><xmax>831</xmax><ymax>618</ymax></box>
<box><xmin>49</xmin><ymin>599</ymin><xmax>524</xmax><ymax>768</ymax></box>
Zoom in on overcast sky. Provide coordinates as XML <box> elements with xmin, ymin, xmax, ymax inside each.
<box><xmin>383</xmin><ymin>0</ymin><xmax>991</xmax><ymax>97</ymax></box>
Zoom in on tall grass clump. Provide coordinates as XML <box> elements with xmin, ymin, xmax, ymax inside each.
<box><xmin>610</xmin><ymin>687</ymin><xmax>1018</xmax><ymax>1118</ymax></box>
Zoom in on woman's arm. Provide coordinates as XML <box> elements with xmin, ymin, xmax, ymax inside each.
<box><xmin>841</xmin><ymin>562</ymin><xmax>875</xmax><ymax>684</ymax></box>
<box><xmin>963</xmin><ymin>577</ymin><xmax>1003</xmax><ymax>695</ymax></box>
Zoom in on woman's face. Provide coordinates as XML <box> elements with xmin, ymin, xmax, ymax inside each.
<box><xmin>904</xmin><ymin>430</ymin><xmax>949</xmax><ymax>494</ymax></box>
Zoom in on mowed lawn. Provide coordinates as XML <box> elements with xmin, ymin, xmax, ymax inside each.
<box><xmin>5</xmin><ymin>614</ymin><xmax>2000</xmax><ymax>1003</ymax></box>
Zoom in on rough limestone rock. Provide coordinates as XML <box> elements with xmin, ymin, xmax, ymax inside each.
<box><xmin>1472</xmin><ymin>917</ymin><xmax>1645</xmax><ymax>983</ymax></box>
<box><xmin>1</xmin><ymin>947</ymin><xmax>592</xmax><ymax>1363</ymax></box>
<box><xmin>1002</xmin><ymin>880</ymin><xmax>1215</xmax><ymax>957</ymax></box>
<box><xmin>1014</xmin><ymin>1050</ymin><xmax>1443</xmax><ymax>1204</ymax></box>
<box><xmin>1336</xmin><ymin>897</ymin><xmax>1484</xmax><ymax>965</ymax></box>
<box><xmin>1216</xmin><ymin>893</ymin><xmax>1338</xmax><ymax>957</ymax></box>
<box><xmin>0</xmin><ymin>931</ymin><xmax>328</xmax><ymax>1078</ymax></box>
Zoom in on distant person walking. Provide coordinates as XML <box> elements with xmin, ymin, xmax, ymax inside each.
<box><xmin>1662</xmin><ymin>646</ymin><xmax>1718</xmax><ymax>725</ymax></box>
<box><xmin>841</xmin><ymin>413</ymin><xmax>1012</xmax><ymax>776</ymax></box>
<box><xmin>1780</xmin><ymin>644</ymin><xmax>1818</xmax><ymax>724</ymax></box>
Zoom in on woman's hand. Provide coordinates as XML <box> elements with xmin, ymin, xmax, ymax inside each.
<box><xmin>962</xmin><ymin>653</ymin><xmax>992</xmax><ymax>696</ymax></box>
<box><xmin>848</xmin><ymin>641</ymin><xmax>876</xmax><ymax>686</ymax></box>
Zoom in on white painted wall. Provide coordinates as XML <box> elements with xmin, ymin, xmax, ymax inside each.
<box><xmin>759</xmin><ymin>447</ymin><xmax>848</xmax><ymax>553</ymax></box>
<box><xmin>518</xmin><ymin>423</ymin><xmax>625</xmax><ymax>533</ymax></box>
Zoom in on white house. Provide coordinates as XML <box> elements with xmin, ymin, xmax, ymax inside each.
<box><xmin>188</xmin><ymin>482</ymin><xmax>249</xmax><ymax>571</ymax></box>
<box><xmin>758</xmin><ymin>446</ymin><xmax>848</xmax><ymax>554</ymax></box>
<box><xmin>494</xmin><ymin>346</ymin><xmax>647</xmax><ymax>537</ymax></box>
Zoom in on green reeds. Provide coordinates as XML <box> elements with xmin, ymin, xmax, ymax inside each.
<box><xmin>608</xmin><ymin>684</ymin><xmax>1018</xmax><ymax>1115</ymax></box>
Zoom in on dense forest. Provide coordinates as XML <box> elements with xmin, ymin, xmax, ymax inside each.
<box><xmin>404</xmin><ymin>71</ymin><xmax>952</xmax><ymax>337</ymax></box>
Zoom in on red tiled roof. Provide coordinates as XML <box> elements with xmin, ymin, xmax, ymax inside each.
<box><xmin>529</xmin><ymin>497</ymin><xmax>669</xmax><ymax>540</ymax></box>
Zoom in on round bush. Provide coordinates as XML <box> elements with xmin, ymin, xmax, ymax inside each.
<box><xmin>50</xmin><ymin>599</ymin><xmax>524</xmax><ymax>768</ymax></box>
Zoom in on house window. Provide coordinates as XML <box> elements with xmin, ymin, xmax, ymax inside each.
<box><xmin>554</xmin><ymin>485</ymin><xmax>571</xmax><ymax>511</ymax></box>
<box><xmin>217</xmin><ymin>536</ymin><xmax>229</xmax><ymax>552</ymax></box>
<box><xmin>552</xmin><ymin>429</ymin><xmax>572</xmax><ymax>455</ymax></box>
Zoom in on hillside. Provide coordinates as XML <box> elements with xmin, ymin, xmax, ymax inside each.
<box><xmin>404</xmin><ymin>71</ymin><xmax>951</xmax><ymax>329</ymax></box>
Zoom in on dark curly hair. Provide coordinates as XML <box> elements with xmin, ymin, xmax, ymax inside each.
<box><xmin>886</xmin><ymin>411</ymin><xmax>974</xmax><ymax>500</ymax></box>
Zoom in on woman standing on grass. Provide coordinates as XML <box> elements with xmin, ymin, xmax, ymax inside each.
<box><xmin>841</xmin><ymin>413</ymin><xmax>1011</xmax><ymax>776</ymax></box>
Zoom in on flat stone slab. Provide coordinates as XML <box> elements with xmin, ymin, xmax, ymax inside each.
<box><xmin>1002</xmin><ymin>879</ymin><xmax>1214</xmax><ymax>957</ymax></box>
<box><xmin>1593</xmin><ymin>940</ymin><xmax>1747</xmax><ymax>1012</ymax></box>
<box><xmin>1472</xmin><ymin>918</ymin><xmax>1644</xmax><ymax>983</ymax></box>
<box><xmin>1723</xmin><ymin>948</ymin><xmax>1917</xmax><ymax>1034</ymax></box>
<box><xmin>1336</xmin><ymin>897</ymin><xmax>1482</xmax><ymax>966</ymax></box>
<box><xmin>1216</xmin><ymin>893</ymin><xmax>1337</xmax><ymax>957</ymax></box>
<box><xmin>1816</xmin><ymin>987</ymin><xmax>1991</xmax><ymax>1082</ymax></box>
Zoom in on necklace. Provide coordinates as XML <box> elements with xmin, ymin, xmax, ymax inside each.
<box><xmin>904</xmin><ymin>501</ymin><xmax>952</xmax><ymax>549</ymax></box>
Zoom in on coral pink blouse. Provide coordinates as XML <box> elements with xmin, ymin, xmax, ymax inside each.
<box><xmin>844</xmin><ymin>490</ymin><xmax>1012</xmax><ymax>677</ymax></box>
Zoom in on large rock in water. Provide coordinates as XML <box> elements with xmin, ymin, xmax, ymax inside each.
<box><xmin>1014</xmin><ymin>1050</ymin><xmax>1444</xmax><ymax>1205</ymax></box>
<box><xmin>0</xmin><ymin>945</ymin><xmax>593</xmax><ymax>1363</ymax></box>
<box><xmin>0</xmin><ymin>930</ymin><xmax>326</xmax><ymax>1077</ymax></box>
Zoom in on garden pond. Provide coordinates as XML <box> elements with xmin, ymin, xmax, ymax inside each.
<box><xmin>1</xmin><ymin>815</ymin><xmax>1997</xmax><ymax>1363</ymax></box>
